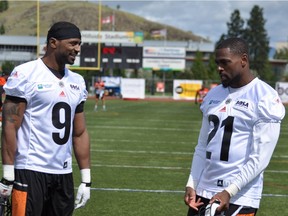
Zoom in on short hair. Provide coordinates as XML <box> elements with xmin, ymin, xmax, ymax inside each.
<box><xmin>216</xmin><ymin>37</ymin><xmax>249</xmax><ymax>57</ymax></box>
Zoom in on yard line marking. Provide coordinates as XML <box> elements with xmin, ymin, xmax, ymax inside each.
<box><xmin>88</xmin><ymin>187</ymin><xmax>288</xmax><ymax>197</ymax></box>
<box><xmin>90</xmin><ymin>164</ymin><xmax>288</xmax><ymax>173</ymax></box>
<box><xmin>92</xmin><ymin>149</ymin><xmax>193</xmax><ymax>155</ymax></box>
<box><xmin>91</xmin><ymin>164</ymin><xmax>188</xmax><ymax>170</ymax></box>
<box><xmin>91</xmin><ymin>148</ymin><xmax>288</xmax><ymax>158</ymax></box>
<box><xmin>91</xmin><ymin>138</ymin><xmax>194</xmax><ymax>145</ymax></box>
<box><xmin>88</xmin><ymin>125</ymin><xmax>198</xmax><ymax>132</ymax></box>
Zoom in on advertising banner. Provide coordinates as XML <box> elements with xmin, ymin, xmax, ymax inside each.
<box><xmin>173</xmin><ymin>80</ymin><xmax>203</xmax><ymax>100</ymax></box>
<box><xmin>143</xmin><ymin>58</ymin><xmax>185</xmax><ymax>71</ymax></box>
<box><xmin>120</xmin><ymin>78</ymin><xmax>145</xmax><ymax>99</ymax></box>
<box><xmin>143</xmin><ymin>47</ymin><xmax>185</xmax><ymax>58</ymax></box>
<box><xmin>275</xmin><ymin>82</ymin><xmax>288</xmax><ymax>103</ymax></box>
<box><xmin>81</xmin><ymin>31</ymin><xmax>143</xmax><ymax>44</ymax></box>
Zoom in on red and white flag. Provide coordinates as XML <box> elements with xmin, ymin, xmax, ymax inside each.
<box><xmin>101</xmin><ymin>15</ymin><xmax>114</xmax><ymax>24</ymax></box>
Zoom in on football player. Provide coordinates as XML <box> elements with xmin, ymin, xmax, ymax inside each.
<box><xmin>0</xmin><ymin>21</ymin><xmax>91</xmax><ymax>216</ymax></box>
<box><xmin>184</xmin><ymin>38</ymin><xmax>285</xmax><ymax>216</ymax></box>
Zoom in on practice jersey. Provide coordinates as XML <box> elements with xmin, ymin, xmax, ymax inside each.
<box><xmin>188</xmin><ymin>78</ymin><xmax>285</xmax><ymax>208</ymax></box>
<box><xmin>4</xmin><ymin>58</ymin><xmax>88</xmax><ymax>174</ymax></box>
<box><xmin>94</xmin><ymin>81</ymin><xmax>105</xmax><ymax>95</ymax></box>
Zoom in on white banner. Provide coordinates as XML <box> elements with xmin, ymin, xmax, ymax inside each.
<box><xmin>143</xmin><ymin>47</ymin><xmax>185</xmax><ymax>58</ymax></box>
<box><xmin>120</xmin><ymin>78</ymin><xmax>145</xmax><ymax>99</ymax></box>
<box><xmin>275</xmin><ymin>82</ymin><xmax>288</xmax><ymax>103</ymax></box>
<box><xmin>173</xmin><ymin>80</ymin><xmax>203</xmax><ymax>100</ymax></box>
<box><xmin>81</xmin><ymin>31</ymin><xmax>143</xmax><ymax>44</ymax></box>
<box><xmin>143</xmin><ymin>58</ymin><xmax>185</xmax><ymax>71</ymax></box>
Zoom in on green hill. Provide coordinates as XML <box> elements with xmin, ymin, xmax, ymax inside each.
<box><xmin>0</xmin><ymin>0</ymin><xmax>209</xmax><ymax>42</ymax></box>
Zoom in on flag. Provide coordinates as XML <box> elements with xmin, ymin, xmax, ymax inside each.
<box><xmin>101</xmin><ymin>15</ymin><xmax>114</xmax><ymax>24</ymax></box>
<box><xmin>150</xmin><ymin>29</ymin><xmax>167</xmax><ymax>38</ymax></box>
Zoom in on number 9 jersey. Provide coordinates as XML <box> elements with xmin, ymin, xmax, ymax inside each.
<box><xmin>3</xmin><ymin>58</ymin><xmax>88</xmax><ymax>175</ymax></box>
<box><xmin>187</xmin><ymin>77</ymin><xmax>285</xmax><ymax>208</ymax></box>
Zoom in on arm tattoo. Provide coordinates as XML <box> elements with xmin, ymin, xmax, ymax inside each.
<box><xmin>2</xmin><ymin>102</ymin><xmax>22</xmax><ymax>124</ymax></box>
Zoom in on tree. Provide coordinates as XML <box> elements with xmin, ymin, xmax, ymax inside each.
<box><xmin>244</xmin><ymin>5</ymin><xmax>271</xmax><ymax>81</ymax></box>
<box><xmin>207</xmin><ymin>53</ymin><xmax>219</xmax><ymax>82</ymax></box>
<box><xmin>0</xmin><ymin>23</ymin><xmax>5</xmax><ymax>35</ymax></box>
<box><xmin>227</xmin><ymin>10</ymin><xmax>245</xmax><ymax>38</ymax></box>
<box><xmin>216</xmin><ymin>9</ymin><xmax>245</xmax><ymax>45</ymax></box>
<box><xmin>1</xmin><ymin>61</ymin><xmax>14</xmax><ymax>75</ymax></box>
<box><xmin>191</xmin><ymin>50</ymin><xmax>208</xmax><ymax>80</ymax></box>
<box><xmin>0</xmin><ymin>0</ymin><xmax>8</xmax><ymax>12</ymax></box>
<box><xmin>274</xmin><ymin>47</ymin><xmax>288</xmax><ymax>60</ymax></box>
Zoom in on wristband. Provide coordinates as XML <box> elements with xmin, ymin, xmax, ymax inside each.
<box><xmin>82</xmin><ymin>182</ymin><xmax>92</xmax><ymax>187</ymax></box>
<box><xmin>225</xmin><ymin>184</ymin><xmax>239</xmax><ymax>197</ymax></box>
<box><xmin>3</xmin><ymin>165</ymin><xmax>15</xmax><ymax>181</ymax></box>
<box><xmin>0</xmin><ymin>178</ymin><xmax>14</xmax><ymax>185</ymax></box>
<box><xmin>80</xmin><ymin>169</ymin><xmax>91</xmax><ymax>183</ymax></box>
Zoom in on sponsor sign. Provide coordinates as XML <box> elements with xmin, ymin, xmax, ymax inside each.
<box><xmin>173</xmin><ymin>80</ymin><xmax>203</xmax><ymax>100</ymax></box>
<box><xmin>81</xmin><ymin>31</ymin><xmax>143</xmax><ymax>44</ymax></box>
<box><xmin>143</xmin><ymin>58</ymin><xmax>185</xmax><ymax>71</ymax></box>
<box><xmin>120</xmin><ymin>78</ymin><xmax>145</xmax><ymax>99</ymax></box>
<box><xmin>275</xmin><ymin>82</ymin><xmax>288</xmax><ymax>103</ymax></box>
<box><xmin>143</xmin><ymin>47</ymin><xmax>185</xmax><ymax>58</ymax></box>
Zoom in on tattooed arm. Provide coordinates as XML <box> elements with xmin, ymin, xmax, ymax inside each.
<box><xmin>1</xmin><ymin>96</ymin><xmax>27</xmax><ymax>165</ymax></box>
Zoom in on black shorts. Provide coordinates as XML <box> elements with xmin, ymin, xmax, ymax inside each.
<box><xmin>12</xmin><ymin>169</ymin><xmax>74</xmax><ymax>216</ymax></box>
<box><xmin>187</xmin><ymin>195</ymin><xmax>258</xmax><ymax>216</ymax></box>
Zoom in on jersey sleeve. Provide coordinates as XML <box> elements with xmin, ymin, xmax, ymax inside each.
<box><xmin>78</xmin><ymin>75</ymin><xmax>88</xmax><ymax>103</ymax></box>
<box><xmin>186</xmin><ymin>113</ymin><xmax>208</xmax><ymax>189</ymax></box>
<box><xmin>257</xmin><ymin>93</ymin><xmax>285</xmax><ymax>123</ymax></box>
<box><xmin>231</xmin><ymin>93</ymin><xmax>285</xmax><ymax>191</ymax></box>
<box><xmin>3</xmin><ymin>69</ymin><xmax>29</xmax><ymax>100</ymax></box>
<box><xmin>231</xmin><ymin>122</ymin><xmax>281</xmax><ymax>190</ymax></box>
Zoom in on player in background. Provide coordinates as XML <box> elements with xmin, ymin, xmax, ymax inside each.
<box><xmin>0</xmin><ymin>21</ymin><xmax>91</xmax><ymax>216</ymax></box>
<box><xmin>94</xmin><ymin>77</ymin><xmax>106</xmax><ymax>111</ymax></box>
<box><xmin>184</xmin><ymin>38</ymin><xmax>285</xmax><ymax>216</ymax></box>
<box><xmin>195</xmin><ymin>85</ymin><xmax>209</xmax><ymax>105</ymax></box>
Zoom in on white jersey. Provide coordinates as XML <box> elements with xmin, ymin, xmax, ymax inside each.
<box><xmin>4</xmin><ymin>58</ymin><xmax>88</xmax><ymax>174</ymax></box>
<box><xmin>187</xmin><ymin>78</ymin><xmax>285</xmax><ymax>208</ymax></box>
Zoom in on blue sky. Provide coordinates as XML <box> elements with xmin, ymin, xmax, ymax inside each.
<box><xmin>96</xmin><ymin>0</ymin><xmax>288</xmax><ymax>48</ymax></box>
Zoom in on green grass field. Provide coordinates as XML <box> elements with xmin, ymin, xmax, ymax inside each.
<box><xmin>71</xmin><ymin>98</ymin><xmax>288</xmax><ymax>216</ymax></box>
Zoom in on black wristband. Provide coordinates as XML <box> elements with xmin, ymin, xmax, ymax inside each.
<box><xmin>1</xmin><ymin>178</ymin><xmax>14</xmax><ymax>186</ymax></box>
<box><xmin>82</xmin><ymin>182</ymin><xmax>92</xmax><ymax>187</ymax></box>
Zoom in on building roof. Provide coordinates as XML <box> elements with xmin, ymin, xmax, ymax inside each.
<box><xmin>0</xmin><ymin>35</ymin><xmax>46</xmax><ymax>46</ymax></box>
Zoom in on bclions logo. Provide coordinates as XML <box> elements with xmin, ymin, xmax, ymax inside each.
<box><xmin>174</xmin><ymin>84</ymin><xmax>195</xmax><ymax>97</ymax></box>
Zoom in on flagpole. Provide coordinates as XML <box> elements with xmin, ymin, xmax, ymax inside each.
<box><xmin>97</xmin><ymin>0</ymin><xmax>102</xmax><ymax>70</ymax></box>
<box><xmin>164</xmin><ymin>28</ymin><xmax>167</xmax><ymax>47</ymax></box>
<box><xmin>112</xmin><ymin>10</ymin><xmax>115</xmax><ymax>31</ymax></box>
<box><xmin>36</xmin><ymin>0</ymin><xmax>40</xmax><ymax>58</ymax></box>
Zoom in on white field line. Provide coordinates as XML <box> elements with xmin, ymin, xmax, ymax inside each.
<box><xmin>88</xmin><ymin>125</ymin><xmax>197</xmax><ymax>132</ymax></box>
<box><xmin>89</xmin><ymin>163</ymin><xmax>288</xmax><ymax>174</ymax></box>
<box><xmin>91</xmin><ymin>148</ymin><xmax>288</xmax><ymax>158</ymax></box>
<box><xmin>91</xmin><ymin>139</ymin><xmax>195</xmax><ymax>146</ymax></box>
<box><xmin>84</xmin><ymin>187</ymin><xmax>288</xmax><ymax>197</ymax></box>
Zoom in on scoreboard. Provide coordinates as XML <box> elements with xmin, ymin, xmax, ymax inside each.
<box><xmin>80</xmin><ymin>44</ymin><xmax>143</xmax><ymax>69</ymax></box>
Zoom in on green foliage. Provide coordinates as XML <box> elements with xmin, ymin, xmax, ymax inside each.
<box><xmin>218</xmin><ymin>5</ymin><xmax>271</xmax><ymax>82</ymax></box>
<box><xmin>191</xmin><ymin>50</ymin><xmax>208</xmax><ymax>80</ymax></box>
<box><xmin>274</xmin><ymin>47</ymin><xmax>288</xmax><ymax>60</ymax></box>
<box><xmin>1</xmin><ymin>61</ymin><xmax>14</xmax><ymax>75</ymax></box>
<box><xmin>0</xmin><ymin>23</ymin><xmax>4</xmax><ymax>34</ymax></box>
<box><xmin>244</xmin><ymin>5</ymin><xmax>270</xmax><ymax>81</ymax></box>
<box><xmin>227</xmin><ymin>9</ymin><xmax>245</xmax><ymax>38</ymax></box>
<box><xmin>0</xmin><ymin>0</ymin><xmax>8</xmax><ymax>12</ymax></box>
<box><xmin>206</xmin><ymin>53</ymin><xmax>219</xmax><ymax>82</ymax></box>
